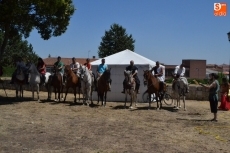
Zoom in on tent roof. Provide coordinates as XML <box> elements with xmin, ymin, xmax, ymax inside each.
<box><xmin>91</xmin><ymin>49</ymin><xmax>156</xmax><ymax>66</ymax></box>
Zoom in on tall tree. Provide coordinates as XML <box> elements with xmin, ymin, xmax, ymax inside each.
<box><xmin>0</xmin><ymin>0</ymin><xmax>75</xmax><ymax>61</ymax></box>
<box><xmin>98</xmin><ymin>23</ymin><xmax>135</xmax><ymax>58</ymax></box>
<box><xmin>0</xmin><ymin>32</ymin><xmax>39</xmax><ymax>67</ymax></box>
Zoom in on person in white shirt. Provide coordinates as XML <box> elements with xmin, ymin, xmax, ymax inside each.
<box><xmin>151</xmin><ymin>61</ymin><xmax>165</xmax><ymax>93</ymax></box>
<box><xmin>70</xmin><ymin>57</ymin><xmax>80</xmax><ymax>76</ymax></box>
<box><xmin>173</xmin><ymin>63</ymin><xmax>189</xmax><ymax>93</ymax></box>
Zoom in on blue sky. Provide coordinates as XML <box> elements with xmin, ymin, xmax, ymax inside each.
<box><xmin>26</xmin><ymin>0</ymin><xmax>230</xmax><ymax>65</ymax></box>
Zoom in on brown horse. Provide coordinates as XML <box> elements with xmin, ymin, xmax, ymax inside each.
<box><xmin>63</xmin><ymin>65</ymin><xmax>79</xmax><ymax>103</ymax></box>
<box><xmin>47</xmin><ymin>67</ymin><xmax>63</xmax><ymax>102</ymax></box>
<box><xmin>143</xmin><ymin>70</ymin><xmax>165</xmax><ymax>110</ymax></box>
<box><xmin>97</xmin><ymin>68</ymin><xmax>111</xmax><ymax>107</ymax></box>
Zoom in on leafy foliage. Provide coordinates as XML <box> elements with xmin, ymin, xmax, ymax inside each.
<box><xmin>0</xmin><ymin>0</ymin><xmax>75</xmax><ymax>61</ymax></box>
<box><xmin>0</xmin><ymin>32</ymin><xmax>39</xmax><ymax>67</ymax></box>
<box><xmin>98</xmin><ymin>23</ymin><xmax>135</xmax><ymax>58</ymax></box>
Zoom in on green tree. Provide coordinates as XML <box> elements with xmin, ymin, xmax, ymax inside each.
<box><xmin>0</xmin><ymin>32</ymin><xmax>39</xmax><ymax>67</ymax></box>
<box><xmin>98</xmin><ymin>23</ymin><xmax>135</xmax><ymax>58</ymax></box>
<box><xmin>0</xmin><ymin>0</ymin><xmax>75</xmax><ymax>62</ymax></box>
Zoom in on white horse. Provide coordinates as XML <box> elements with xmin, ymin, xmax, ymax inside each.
<box><xmin>79</xmin><ymin>65</ymin><xmax>93</xmax><ymax>106</ymax></box>
<box><xmin>172</xmin><ymin>79</ymin><xmax>186</xmax><ymax>111</ymax></box>
<box><xmin>124</xmin><ymin>70</ymin><xmax>137</xmax><ymax>109</ymax></box>
<box><xmin>28</xmin><ymin>63</ymin><xmax>40</xmax><ymax>101</ymax></box>
<box><xmin>15</xmin><ymin>66</ymin><xmax>25</xmax><ymax>99</ymax></box>
<box><xmin>28</xmin><ymin>63</ymin><xmax>51</xmax><ymax>102</ymax></box>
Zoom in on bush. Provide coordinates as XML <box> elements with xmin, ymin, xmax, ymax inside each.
<box><xmin>2</xmin><ymin>66</ymin><xmax>15</xmax><ymax>77</ymax></box>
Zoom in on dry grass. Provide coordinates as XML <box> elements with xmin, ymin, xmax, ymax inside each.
<box><xmin>0</xmin><ymin>89</ymin><xmax>230</xmax><ymax>153</ymax></box>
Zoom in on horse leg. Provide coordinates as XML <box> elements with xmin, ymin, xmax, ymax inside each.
<box><xmin>64</xmin><ymin>87</ymin><xmax>69</xmax><ymax>102</ymax></box>
<box><xmin>97</xmin><ymin>91</ymin><xmax>100</xmax><ymax>105</ymax></box>
<box><xmin>90</xmin><ymin>86</ymin><xmax>93</xmax><ymax>105</ymax></box>
<box><xmin>148</xmin><ymin>93</ymin><xmax>151</xmax><ymax>110</ymax></box>
<box><xmin>104</xmin><ymin>92</ymin><xmax>107</xmax><ymax>107</ymax></box>
<box><xmin>16</xmin><ymin>85</ymin><xmax>18</xmax><ymax>99</ymax></box>
<box><xmin>58</xmin><ymin>87</ymin><xmax>61</xmax><ymax>102</ymax></box>
<box><xmin>73</xmin><ymin>87</ymin><xmax>77</xmax><ymax>103</ymax></box>
<box><xmin>129</xmin><ymin>90</ymin><xmax>133</xmax><ymax>109</ymax></box>
<box><xmin>31</xmin><ymin>85</ymin><xmax>35</xmax><ymax>100</ymax></box>
<box><xmin>37</xmin><ymin>84</ymin><xmax>40</xmax><ymax>102</ymax></box>
<box><xmin>21</xmin><ymin>85</ymin><xmax>23</xmax><ymax>99</ymax></box>
<box><xmin>78</xmin><ymin>86</ymin><xmax>81</xmax><ymax>102</ymax></box>
<box><xmin>124</xmin><ymin>90</ymin><xmax>127</xmax><ymax>108</ymax></box>
<box><xmin>183</xmin><ymin>95</ymin><xmax>186</xmax><ymax>111</ymax></box>
<box><xmin>54</xmin><ymin>88</ymin><xmax>58</xmax><ymax>102</ymax></box>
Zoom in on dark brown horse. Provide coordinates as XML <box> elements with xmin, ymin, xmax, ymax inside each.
<box><xmin>97</xmin><ymin>68</ymin><xmax>111</xmax><ymax>107</ymax></box>
<box><xmin>47</xmin><ymin>67</ymin><xmax>63</xmax><ymax>102</ymax></box>
<box><xmin>15</xmin><ymin>67</ymin><xmax>26</xmax><ymax>99</ymax></box>
<box><xmin>143</xmin><ymin>70</ymin><xmax>165</xmax><ymax>110</ymax></box>
<box><xmin>63</xmin><ymin>65</ymin><xmax>79</xmax><ymax>103</ymax></box>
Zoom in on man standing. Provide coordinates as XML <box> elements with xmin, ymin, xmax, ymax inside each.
<box><xmin>121</xmin><ymin>60</ymin><xmax>140</xmax><ymax>94</ymax></box>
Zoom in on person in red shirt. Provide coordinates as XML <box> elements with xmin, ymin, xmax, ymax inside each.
<box><xmin>37</xmin><ymin>57</ymin><xmax>46</xmax><ymax>84</ymax></box>
<box><xmin>84</xmin><ymin>58</ymin><xmax>91</xmax><ymax>71</ymax></box>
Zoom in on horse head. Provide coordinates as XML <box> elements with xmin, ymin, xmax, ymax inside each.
<box><xmin>143</xmin><ymin>70</ymin><xmax>152</xmax><ymax>86</ymax></box>
<box><xmin>103</xmin><ymin>68</ymin><xmax>111</xmax><ymax>83</ymax></box>
<box><xmin>124</xmin><ymin>70</ymin><xmax>135</xmax><ymax>86</ymax></box>
<box><xmin>64</xmin><ymin>65</ymin><xmax>72</xmax><ymax>75</ymax></box>
<box><xmin>28</xmin><ymin>63</ymin><xmax>39</xmax><ymax>75</ymax></box>
<box><xmin>79</xmin><ymin>65</ymin><xmax>88</xmax><ymax>79</ymax></box>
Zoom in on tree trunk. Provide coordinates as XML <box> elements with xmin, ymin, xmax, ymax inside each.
<box><xmin>0</xmin><ymin>24</ymin><xmax>10</xmax><ymax>62</ymax></box>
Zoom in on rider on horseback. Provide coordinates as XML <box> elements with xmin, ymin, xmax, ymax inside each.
<box><xmin>53</xmin><ymin>56</ymin><xmax>65</xmax><ymax>85</ymax></box>
<box><xmin>173</xmin><ymin>63</ymin><xmax>189</xmax><ymax>93</ymax></box>
<box><xmin>70</xmin><ymin>57</ymin><xmax>80</xmax><ymax>76</ymax></box>
<box><xmin>37</xmin><ymin>57</ymin><xmax>46</xmax><ymax>85</ymax></box>
<box><xmin>84</xmin><ymin>58</ymin><xmax>92</xmax><ymax>71</ymax></box>
<box><xmin>96</xmin><ymin>58</ymin><xmax>111</xmax><ymax>91</ymax></box>
<box><xmin>9</xmin><ymin>56</ymin><xmax>27</xmax><ymax>84</ymax></box>
<box><xmin>121</xmin><ymin>60</ymin><xmax>140</xmax><ymax>94</ymax></box>
<box><xmin>151</xmin><ymin>61</ymin><xmax>165</xmax><ymax>94</ymax></box>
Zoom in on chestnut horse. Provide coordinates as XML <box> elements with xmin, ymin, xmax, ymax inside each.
<box><xmin>143</xmin><ymin>70</ymin><xmax>164</xmax><ymax>110</ymax></box>
<box><xmin>63</xmin><ymin>65</ymin><xmax>79</xmax><ymax>103</ymax></box>
<box><xmin>97</xmin><ymin>68</ymin><xmax>111</xmax><ymax>107</ymax></box>
<box><xmin>124</xmin><ymin>70</ymin><xmax>137</xmax><ymax>109</ymax></box>
<box><xmin>47</xmin><ymin>67</ymin><xmax>63</xmax><ymax>102</ymax></box>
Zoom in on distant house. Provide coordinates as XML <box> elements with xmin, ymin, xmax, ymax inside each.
<box><xmin>164</xmin><ymin>59</ymin><xmax>230</xmax><ymax>79</ymax></box>
<box><xmin>43</xmin><ymin>57</ymin><xmax>98</xmax><ymax>73</ymax></box>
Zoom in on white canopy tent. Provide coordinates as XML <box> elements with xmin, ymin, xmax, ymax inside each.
<box><xmin>91</xmin><ymin>49</ymin><xmax>165</xmax><ymax>102</ymax></box>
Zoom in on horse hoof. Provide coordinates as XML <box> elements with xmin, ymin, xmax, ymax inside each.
<box><xmin>129</xmin><ymin>106</ymin><xmax>133</xmax><ymax>109</ymax></box>
<box><xmin>179</xmin><ymin>106</ymin><xmax>181</xmax><ymax>108</ymax></box>
<box><xmin>156</xmin><ymin>108</ymin><xmax>160</xmax><ymax>110</ymax></box>
<box><xmin>184</xmin><ymin>108</ymin><xmax>187</xmax><ymax>111</ymax></box>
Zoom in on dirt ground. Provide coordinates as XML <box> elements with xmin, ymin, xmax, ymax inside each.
<box><xmin>0</xmin><ymin>89</ymin><xmax>230</xmax><ymax>153</ymax></box>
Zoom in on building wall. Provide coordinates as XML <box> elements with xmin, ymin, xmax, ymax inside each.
<box><xmin>183</xmin><ymin>60</ymin><xmax>206</xmax><ymax>79</ymax></box>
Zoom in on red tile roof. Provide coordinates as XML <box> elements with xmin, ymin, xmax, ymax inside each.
<box><xmin>43</xmin><ymin>57</ymin><xmax>98</xmax><ymax>66</ymax></box>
